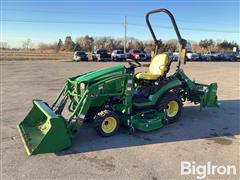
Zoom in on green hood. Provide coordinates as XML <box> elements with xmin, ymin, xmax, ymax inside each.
<box><xmin>69</xmin><ymin>64</ymin><xmax>125</xmax><ymax>83</ymax></box>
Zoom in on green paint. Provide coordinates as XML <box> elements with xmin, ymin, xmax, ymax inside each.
<box><xmin>18</xmin><ymin>65</ymin><xmax>218</xmax><ymax>155</ymax></box>
<box><xmin>69</xmin><ymin>64</ymin><xmax>125</xmax><ymax>83</ymax></box>
<box><xmin>130</xmin><ymin>110</ymin><xmax>165</xmax><ymax>132</ymax></box>
<box><xmin>177</xmin><ymin>69</ymin><xmax>218</xmax><ymax>109</ymax></box>
<box><xmin>133</xmin><ymin>78</ymin><xmax>182</xmax><ymax>108</ymax></box>
<box><xmin>18</xmin><ymin>100</ymin><xmax>71</xmax><ymax>155</ymax></box>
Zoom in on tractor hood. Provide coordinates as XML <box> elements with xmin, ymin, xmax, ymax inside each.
<box><xmin>69</xmin><ymin>64</ymin><xmax>125</xmax><ymax>83</ymax></box>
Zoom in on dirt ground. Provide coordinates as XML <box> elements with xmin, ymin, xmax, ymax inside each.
<box><xmin>1</xmin><ymin>60</ymin><xmax>239</xmax><ymax>179</ymax></box>
<box><xmin>0</xmin><ymin>50</ymin><xmax>73</xmax><ymax>61</ymax></box>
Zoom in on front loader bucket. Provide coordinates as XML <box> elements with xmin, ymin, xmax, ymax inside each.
<box><xmin>18</xmin><ymin>100</ymin><xmax>71</xmax><ymax>155</ymax></box>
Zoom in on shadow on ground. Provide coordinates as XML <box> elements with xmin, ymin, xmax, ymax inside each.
<box><xmin>57</xmin><ymin>99</ymin><xmax>240</xmax><ymax>155</ymax></box>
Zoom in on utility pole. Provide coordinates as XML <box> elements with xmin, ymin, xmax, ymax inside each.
<box><xmin>124</xmin><ymin>16</ymin><xmax>127</xmax><ymax>53</ymax></box>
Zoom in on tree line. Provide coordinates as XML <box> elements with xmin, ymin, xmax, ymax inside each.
<box><xmin>1</xmin><ymin>36</ymin><xmax>239</xmax><ymax>53</ymax></box>
<box><xmin>40</xmin><ymin>36</ymin><xmax>239</xmax><ymax>53</ymax></box>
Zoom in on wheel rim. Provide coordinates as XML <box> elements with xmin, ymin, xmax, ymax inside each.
<box><xmin>166</xmin><ymin>100</ymin><xmax>179</xmax><ymax>117</ymax></box>
<box><xmin>101</xmin><ymin>117</ymin><xmax>117</xmax><ymax>133</ymax></box>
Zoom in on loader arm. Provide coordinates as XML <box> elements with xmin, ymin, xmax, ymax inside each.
<box><xmin>61</xmin><ymin>73</ymin><xmax>133</xmax><ymax>136</ymax></box>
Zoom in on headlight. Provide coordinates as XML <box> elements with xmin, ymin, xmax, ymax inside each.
<box><xmin>80</xmin><ymin>83</ymin><xmax>85</xmax><ymax>94</ymax></box>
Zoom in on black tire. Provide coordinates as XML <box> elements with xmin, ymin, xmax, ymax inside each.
<box><xmin>94</xmin><ymin>110</ymin><xmax>120</xmax><ymax>137</ymax></box>
<box><xmin>156</xmin><ymin>92</ymin><xmax>183</xmax><ymax>124</ymax></box>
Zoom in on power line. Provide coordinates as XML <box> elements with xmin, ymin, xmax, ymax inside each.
<box><xmin>1</xmin><ymin>18</ymin><xmax>123</xmax><ymax>25</ymax></box>
<box><xmin>2</xmin><ymin>8</ymin><xmax>127</xmax><ymax>16</ymax></box>
<box><xmin>1</xmin><ymin>18</ymin><xmax>238</xmax><ymax>34</ymax></box>
<box><xmin>129</xmin><ymin>23</ymin><xmax>239</xmax><ymax>34</ymax></box>
<box><xmin>2</xmin><ymin>8</ymin><xmax>238</xmax><ymax>26</ymax></box>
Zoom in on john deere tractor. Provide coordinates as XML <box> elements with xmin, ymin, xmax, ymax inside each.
<box><xmin>18</xmin><ymin>8</ymin><xmax>218</xmax><ymax>155</ymax></box>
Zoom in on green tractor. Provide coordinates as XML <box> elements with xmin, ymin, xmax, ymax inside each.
<box><xmin>18</xmin><ymin>8</ymin><xmax>218</xmax><ymax>155</ymax></box>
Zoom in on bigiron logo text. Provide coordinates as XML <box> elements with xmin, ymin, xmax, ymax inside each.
<box><xmin>181</xmin><ymin>161</ymin><xmax>237</xmax><ymax>179</ymax></box>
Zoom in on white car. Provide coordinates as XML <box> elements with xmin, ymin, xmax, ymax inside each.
<box><xmin>204</xmin><ymin>51</ymin><xmax>220</xmax><ymax>61</ymax></box>
<box><xmin>236</xmin><ymin>52</ymin><xmax>240</xmax><ymax>60</ymax></box>
<box><xmin>111</xmin><ymin>50</ymin><xmax>127</xmax><ymax>61</ymax></box>
<box><xmin>186</xmin><ymin>51</ymin><xmax>200</xmax><ymax>61</ymax></box>
<box><xmin>73</xmin><ymin>51</ymin><xmax>88</xmax><ymax>61</ymax></box>
<box><xmin>172</xmin><ymin>52</ymin><xmax>179</xmax><ymax>61</ymax></box>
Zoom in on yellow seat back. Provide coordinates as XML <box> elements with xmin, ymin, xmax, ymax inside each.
<box><xmin>149</xmin><ymin>54</ymin><xmax>169</xmax><ymax>76</ymax></box>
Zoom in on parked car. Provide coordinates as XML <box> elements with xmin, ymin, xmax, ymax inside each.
<box><xmin>164</xmin><ymin>52</ymin><xmax>174</xmax><ymax>60</ymax></box>
<box><xmin>186</xmin><ymin>51</ymin><xmax>200</xmax><ymax>61</ymax></box>
<box><xmin>73</xmin><ymin>51</ymin><xmax>88</xmax><ymax>61</ymax></box>
<box><xmin>236</xmin><ymin>52</ymin><xmax>240</xmax><ymax>60</ymax></box>
<box><xmin>111</xmin><ymin>50</ymin><xmax>126</xmax><ymax>61</ymax></box>
<box><xmin>128</xmin><ymin>49</ymin><xmax>146</xmax><ymax>61</ymax></box>
<box><xmin>205</xmin><ymin>51</ymin><xmax>221</xmax><ymax>61</ymax></box>
<box><xmin>221</xmin><ymin>52</ymin><xmax>237</xmax><ymax>61</ymax></box>
<box><xmin>172</xmin><ymin>52</ymin><xmax>179</xmax><ymax>61</ymax></box>
<box><xmin>92</xmin><ymin>49</ymin><xmax>111</xmax><ymax>61</ymax></box>
<box><xmin>144</xmin><ymin>51</ymin><xmax>152</xmax><ymax>61</ymax></box>
<box><xmin>199</xmin><ymin>54</ymin><xmax>209</xmax><ymax>61</ymax></box>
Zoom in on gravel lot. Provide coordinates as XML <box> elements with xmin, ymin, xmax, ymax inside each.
<box><xmin>1</xmin><ymin>60</ymin><xmax>239</xmax><ymax>179</ymax></box>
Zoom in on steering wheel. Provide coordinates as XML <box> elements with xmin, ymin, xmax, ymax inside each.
<box><xmin>127</xmin><ymin>59</ymin><xmax>142</xmax><ymax>69</ymax></box>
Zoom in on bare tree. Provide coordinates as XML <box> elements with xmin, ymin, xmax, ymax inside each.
<box><xmin>143</xmin><ymin>40</ymin><xmax>155</xmax><ymax>52</ymax></box>
<box><xmin>163</xmin><ymin>39</ymin><xmax>179</xmax><ymax>52</ymax></box>
<box><xmin>38</xmin><ymin>43</ymin><xmax>50</xmax><ymax>50</ymax></box>
<box><xmin>0</xmin><ymin>42</ymin><xmax>10</xmax><ymax>49</ymax></box>
<box><xmin>73</xmin><ymin>43</ymin><xmax>81</xmax><ymax>51</ymax></box>
<box><xmin>104</xmin><ymin>37</ymin><xmax>118</xmax><ymax>52</ymax></box>
<box><xmin>95</xmin><ymin>37</ymin><xmax>108</xmax><ymax>50</ymax></box>
<box><xmin>217</xmin><ymin>40</ymin><xmax>238</xmax><ymax>51</ymax></box>
<box><xmin>22</xmin><ymin>38</ymin><xmax>33</xmax><ymax>49</ymax></box>
<box><xmin>191</xmin><ymin>43</ymin><xmax>202</xmax><ymax>52</ymax></box>
<box><xmin>38</xmin><ymin>42</ymin><xmax>58</xmax><ymax>51</ymax></box>
<box><xmin>127</xmin><ymin>37</ymin><xmax>144</xmax><ymax>51</ymax></box>
<box><xmin>56</xmin><ymin>39</ymin><xmax>63</xmax><ymax>52</ymax></box>
<box><xmin>114</xmin><ymin>38</ymin><xmax>124</xmax><ymax>50</ymax></box>
<box><xmin>199</xmin><ymin>39</ymin><xmax>214</xmax><ymax>52</ymax></box>
<box><xmin>76</xmin><ymin>35</ymin><xmax>94</xmax><ymax>52</ymax></box>
<box><xmin>64</xmin><ymin>36</ymin><xmax>75</xmax><ymax>51</ymax></box>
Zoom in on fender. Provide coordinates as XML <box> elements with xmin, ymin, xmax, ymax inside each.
<box><xmin>133</xmin><ymin>78</ymin><xmax>182</xmax><ymax>108</ymax></box>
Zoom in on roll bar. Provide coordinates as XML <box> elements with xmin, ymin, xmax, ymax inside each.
<box><xmin>146</xmin><ymin>8</ymin><xmax>187</xmax><ymax>69</ymax></box>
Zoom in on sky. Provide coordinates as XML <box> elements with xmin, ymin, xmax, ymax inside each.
<box><xmin>1</xmin><ymin>0</ymin><xmax>239</xmax><ymax>48</ymax></box>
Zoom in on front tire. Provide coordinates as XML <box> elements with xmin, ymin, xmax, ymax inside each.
<box><xmin>94</xmin><ymin>110</ymin><xmax>120</xmax><ymax>137</ymax></box>
<box><xmin>156</xmin><ymin>92</ymin><xmax>183</xmax><ymax>124</ymax></box>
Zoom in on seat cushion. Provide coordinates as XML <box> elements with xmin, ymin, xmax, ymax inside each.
<box><xmin>135</xmin><ymin>73</ymin><xmax>161</xmax><ymax>80</ymax></box>
<box><xmin>149</xmin><ymin>54</ymin><xmax>169</xmax><ymax>76</ymax></box>
<box><xmin>135</xmin><ymin>54</ymin><xmax>169</xmax><ymax>80</ymax></box>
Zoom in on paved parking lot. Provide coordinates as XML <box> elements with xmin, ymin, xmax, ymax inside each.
<box><xmin>1</xmin><ymin>60</ymin><xmax>239</xmax><ymax>179</ymax></box>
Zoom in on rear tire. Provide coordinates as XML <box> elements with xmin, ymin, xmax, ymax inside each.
<box><xmin>156</xmin><ymin>92</ymin><xmax>183</xmax><ymax>124</ymax></box>
<box><xmin>94</xmin><ymin>110</ymin><xmax>120</xmax><ymax>137</ymax></box>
